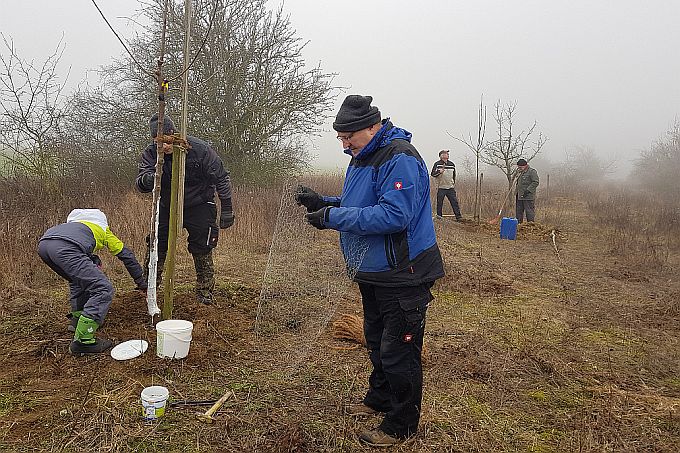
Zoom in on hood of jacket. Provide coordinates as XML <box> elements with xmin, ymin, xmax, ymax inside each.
<box><xmin>66</xmin><ymin>209</ymin><xmax>108</xmax><ymax>230</ymax></box>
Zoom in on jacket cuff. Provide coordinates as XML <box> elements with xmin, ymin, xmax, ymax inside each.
<box><xmin>220</xmin><ymin>197</ymin><xmax>233</xmax><ymax>212</ymax></box>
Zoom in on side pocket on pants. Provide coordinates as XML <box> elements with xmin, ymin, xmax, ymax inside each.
<box><xmin>206</xmin><ymin>225</ymin><xmax>219</xmax><ymax>249</ymax></box>
<box><xmin>398</xmin><ymin>300</ymin><xmax>426</xmax><ymax>344</ymax></box>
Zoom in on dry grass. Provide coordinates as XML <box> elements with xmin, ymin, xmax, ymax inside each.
<box><xmin>1</xmin><ymin>174</ymin><xmax>679</xmax><ymax>452</ymax></box>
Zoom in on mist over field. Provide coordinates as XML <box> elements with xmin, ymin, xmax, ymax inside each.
<box><xmin>0</xmin><ymin>1</ymin><xmax>679</xmax><ymax>451</ymax></box>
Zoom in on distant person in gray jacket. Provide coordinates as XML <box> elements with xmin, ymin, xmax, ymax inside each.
<box><xmin>515</xmin><ymin>158</ymin><xmax>540</xmax><ymax>223</ymax></box>
<box><xmin>430</xmin><ymin>150</ymin><xmax>462</xmax><ymax>220</ymax></box>
<box><xmin>38</xmin><ymin>209</ymin><xmax>147</xmax><ymax>356</ymax></box>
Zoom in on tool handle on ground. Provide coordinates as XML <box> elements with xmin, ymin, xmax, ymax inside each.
<box><xmin>170</xmin><ymin>399</ymin><xmax>218</xmax><ymax>407</ymax></box>
<box><xmin>203</xmin><ymin>390</ymin><xmax>233</xmax><ymax>417</ymax></box>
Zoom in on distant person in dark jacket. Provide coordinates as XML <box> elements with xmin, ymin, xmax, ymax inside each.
<box><xmin>295</xmin><ymin>95</ymin><xmax>444</xmax><ymax>447</ymax></box>
<box><xmin>515</xmin><ymin>158</ymin><xmax>540</xmax><ymax>222</ymax></box>
<box><xmin>38</xmin><ymin>209</ymin><xmax>147</xmax><ymax>355</ymax></box>
<box><xmin>430</xmin><ymin>150</ymin><xmax>462</xmax><ymax>220</ymax></box>
<box><xmin>135</xmin><ymin>114</ymin><xmax>234</xmax><ymax>305</ymax></box>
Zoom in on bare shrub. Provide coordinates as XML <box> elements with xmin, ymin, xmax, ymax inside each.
<box><xmin>588</xmin><ymin>189</ymin><xmax>680</xmax><ymax>269</ymax></box>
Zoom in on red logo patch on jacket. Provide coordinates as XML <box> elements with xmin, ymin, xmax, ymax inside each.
<box><xmin>394</xmin><ymin>181</ymin><xmax>403</xmax><ymax>190</ymax></box>
<box><xmin>403</xmin><ymin>333</ymin><xmax>413</xmax><ymax>343</ymax></box>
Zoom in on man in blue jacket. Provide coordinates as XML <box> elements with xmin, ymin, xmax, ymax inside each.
<box><xmin>296</xmin><ymin>95</ymin><xmax>444</xmax><ymax>447</ymax></box>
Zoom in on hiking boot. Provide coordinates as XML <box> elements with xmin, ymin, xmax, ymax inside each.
<box><xmin>196</xmin><ymin>291</ymin><xmax>213</xmax><ymax>305</ymax></box>
<box><xmin>192</xmin><ymin>252</ymin><xmax>215</xmax><ymax>305</ymax></box>
<box><xmin>455</xmin><ymin>216</ymin><xmax>463</xmax><ymax>222</ymax></box>
<box><xmin>358</xmin><ymin>429</ymin><xmax>402</xmax><ymax>447</ymax></box>
<box><xmin>345</xmin><ymin>403</ymin><xmax>379</xmax><ymax>416</ymax></box>
<box><xmin>69</xmin><ymin>338</ymin><xmax>113</xmax><ymax>356</ymax></box>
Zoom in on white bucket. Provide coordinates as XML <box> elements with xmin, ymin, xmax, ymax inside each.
<box><xmin>156</xmin><ymin>319</ymin><xmax>193</xmax><ymax>359</ymax></box>
<box><xmin>141</xmin><ymin>385</ymin><xmax>169</xmax><ymax>420</ymax></box>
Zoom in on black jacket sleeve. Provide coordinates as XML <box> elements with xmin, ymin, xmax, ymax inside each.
<box><xmin>204</xmin><ymin>145</ymin><xmax>232</xmax><ymax>203</ymax></box>
<box><xmin>115</xmin><ymin>246</ymin><xmax>146</xmax><ymax>288</ymax></box>
<box><xmin>430</xmin><ymin>160</ymin><xmax>442</xmax><ymax>177</ymax></box>
<box><xmin>135</xmin><ymin>144</ymin><xmax>157</xmax><ymax>193</ymax></box>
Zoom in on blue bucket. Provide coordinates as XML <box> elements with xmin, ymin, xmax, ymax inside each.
<box><xmin>500</xmin><ymin>217</ymin><xmax>518</xmax><ymax>240</ymax></box>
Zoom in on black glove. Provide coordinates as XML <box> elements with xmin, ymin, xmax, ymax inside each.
<box><xmin>91</xmin><ymin>255</ymin><xmax>102</xmax><ymax>269</ymax></box>
<box><xmin>139</xmin><ymin>173</ymin><xmax>156</xmax><ymax>190</ymax></box>
<box><xmin>220</xmin><ymin>210</ymin><xmax>235</xmax><ymax>229</ymax></box>
<box><xmin>295</xmin><ymin>186</ymin><xmax>325</xmax><ymax>212</ymax></box>
<box><xmin>306</xmin><ymin>207</ymin><xmax>331</xmax><ymax>230</ymax></box>
<box><xmin>134</xmin><ymin>275</ymin><xmax>148</xmax><ymax>291</ymax></box>
<box><xmin>220</xmin><ymin>198</ymin><xmax>235</xmax><ymax>229</ymax></box>
<box><xmin>522</xmin><ymin>191</ymin><xmax>530</xmax><ymax>198</ymax></box>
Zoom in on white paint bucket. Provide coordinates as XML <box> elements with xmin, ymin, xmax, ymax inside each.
<box><xmin>141</xmin><ymin>385</ymin><xmax>169</xmax><ymax>420</ymax></box>
<box><xmin>156</xmin><ymin>319</ymin><xmax>193</xmax><ymax>359</ymax></box>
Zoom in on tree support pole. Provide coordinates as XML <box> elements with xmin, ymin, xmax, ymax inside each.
<box><xmin>161</xmin><ymin>0</ymin><xmax>192</xmax><ymax>320</ymax></box>
<box><xmin>162</xmin><ymin>144</ymin><xmax>182</xmax><ymax>320</ymax></box>
<box><xmin>146</xmin><ymin>0</ymin><xmax>170</xmax><ymax>319</ymax></box>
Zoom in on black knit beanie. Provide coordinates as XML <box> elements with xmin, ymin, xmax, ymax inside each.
<box><xmin>332</xmin><ymin>95</ymin><xmax>381</xmax><ymax>132</ymax></box>
<box><xmin>517</xmin><ymin>158</ymin><xmax>528</xmax><ymax>166</ymax></box>
<box><xmin>149</xmin><ymin>113</ymin><xmax>176</xmax><ymax>138</ymax></box>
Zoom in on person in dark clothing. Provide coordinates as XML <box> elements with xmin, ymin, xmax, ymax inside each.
<box><xmin>38</xmin><ymin>209</ymin><xmax>147</xmax><ymax>355</ymax></box>
<box><xmin>135</xmin><ymin>114</ymin><xmax>234</xmax><ymax>305</ymax></box>
<box><xmin>296</xmin><ymin>95</ymin><xmax>444</xmax><ymax>447</ymax></box>
<box><xmin>430</xmin><ymin>149</ymin><xmax>462</xmax><ymax>220</ymax></box>
<box><xmin>515</xmin><ymin>158</ymin><xmax>540</xmax><ymax>223</ymax></box>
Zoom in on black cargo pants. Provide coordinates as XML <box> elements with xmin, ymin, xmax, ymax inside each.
<box><xmin>359</xmin><ymin>282</ymin><xmax>433</xmax><ymax>438</ymax></box>
<box><xmin>155</xmin><ymin>201</ymin><xmax>219</xmax><ymax>260</ymax></box>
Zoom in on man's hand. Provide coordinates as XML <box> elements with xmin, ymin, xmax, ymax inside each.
<box><xmin>522</xmin><ymin>191</ymin><xmax>530</xmax><ymax>199</ymax></box>
<box><xmin>306</xmin><ymin>207</ymin><xmax>331</xmax><ymax>230</ymax></box>
<box><xmin>295</xmin><ymin>186</ymin><xmax>325</xmax><ymax>212</ymax></box>
<box><xmin>220</xmin><ymin>210</ymin><xmax>235</xmax><ymax>229</ymax></box>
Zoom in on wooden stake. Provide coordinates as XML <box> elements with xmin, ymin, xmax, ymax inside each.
<box><xmin>162</xmin><ymin>0</ymin><xmax>192</xmax><ymax>320</ymax></box>
<box><xmin>146</xmin><ymin>0</ymin><xmax>170</xmax><ymax>318</ymax></box>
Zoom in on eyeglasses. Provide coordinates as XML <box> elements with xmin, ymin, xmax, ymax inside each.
<box><xmin>336</xmin><ymin>132</ymin><xmax>355</xmax><ymax>142</ymax></box>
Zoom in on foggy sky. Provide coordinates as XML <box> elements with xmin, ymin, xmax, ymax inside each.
<box><xmin>2</xmin><ymin>0</ymin><xmax>678</xmax><ymax>178</ymax></box>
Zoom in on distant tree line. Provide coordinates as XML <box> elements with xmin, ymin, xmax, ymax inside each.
<box><xmin>0</xmin><ymin>0</ymin><xmax>336</xmax><ymax>189</ymax></box>
<box><xmin>633</xmin><ymin>121</ymin><xmax>680</xmax><ymax>204</ymax></box>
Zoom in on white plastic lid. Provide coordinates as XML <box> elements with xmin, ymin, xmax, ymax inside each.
<box><xmin>111</xmin><ymin>339</ymin><xmax>149</xmax><ymax>361</ymax></box>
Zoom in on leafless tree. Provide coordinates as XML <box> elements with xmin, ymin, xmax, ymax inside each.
<box><xmin>449</xmin><ymin>94</ymin><xmax>486</xmax><ymax>222</ymax></box>
<box><xmin>64</xmin><ymin>0</ymin><xmax>337</xmax><ymax>182</ymax></box>
<box><xmin>558</xmin><ymin>146</ymin><xmax>617</xmax><ymax>186</ymax></box>
<box><xmin>0</xmin><ymin>34</ymin><xmax>69</xmax><ymax>185</ymax></box>
<box><xmin>633</xmin><ymin>120</ymin><xmax>680</xmax><ymax>203</ymax></box>
<box><xmin>483</xmin><ymin>100</ymin><xmax>547</xmax><ymax>189</ymax></box>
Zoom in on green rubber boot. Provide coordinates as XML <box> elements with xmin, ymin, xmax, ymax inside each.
<box><xmin>69</xmin><ymin>315</ymin><xmax>112</xmax><ymax>356</ymax></box>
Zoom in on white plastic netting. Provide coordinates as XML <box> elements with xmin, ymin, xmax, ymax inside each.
<box><xmin>255</xmin><ymin>180</ymin><xmax>368</xmax><ymax>374</ymax></box>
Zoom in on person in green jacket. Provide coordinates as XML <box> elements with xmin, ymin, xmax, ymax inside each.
<box><xmin>38</xmin><ymin>209</ymin><xmax>147</xmax><ymax>355</ymax></box>
<box><xmin>515</xmin><ymin>158</ymin><xmax>540</xmax><ymax>223</ymax></box>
